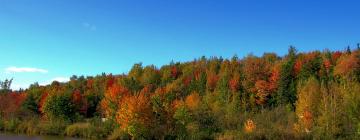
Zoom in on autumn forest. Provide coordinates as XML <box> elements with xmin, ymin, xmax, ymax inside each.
<box><xmin>0</xmin><ymin>46</ymin><xmax>360</xmax><ymax>140</ymax></box>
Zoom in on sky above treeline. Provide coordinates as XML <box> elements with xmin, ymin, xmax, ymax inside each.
<box><xmin>0</xmin><ymin>0</ymin><xmax>359</xmax><ymax>89</ymax></box>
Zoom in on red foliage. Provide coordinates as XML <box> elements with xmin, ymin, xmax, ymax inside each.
<box><xmin>38</xmin><ymin>92</ymin><xmax>49</xmax><ymax>114</ymax></box>
<box><xmin>72</xmin><ymin>89</ymin><xmax>88</xmax><ymax>115</ymax></box>
<box><xmin>86</xmin><ymin>79</ymin><xmax>94</xmax><ymax>89</ymax></box>
<box><xmin>207</xmin><ymin>73</ymin><xmax>219</xmax><ymax>91</ymax></box>
<box><xmin>193</xmin><ymin>69</ymin><xmax>202</xmax><ymax>81</ymax></box>
<box><xmin>106</xmin><ymin>75</ymin><xmax>115</xmax><ymax>89</ymax></box>
<box><xmin>294</xmin><ymin>59</ymin><xmax>303</xmax><ymax>75</ymax></box>
<box><xmin>229</xmin><ymin>74</ymin><xmax>240</xmax><ymax>92</ymax></box>
<box><xmin>323</xmin><ymin>59</ymin><xmax>332</xmax><ymax>70</ymax></box>
<box><xmin>183</xmin><ymin>76</ymin><xmax>192</xmax><ymax>86</ymax></box>
<box><xmin>171</xmin><ymin>66</ymin><xmax>179</xmax><ymax>78</ymax></box>
<box><xmin>141</xmin><ymin>84</ymin><xmax>154</xmax><ymax>94</ymax></box>
<box><xmin>332</xmin><ymin>51</ymin><xmax>342</xmax><ymax>62</ymax></box>
<box><xmin>72</xmin><ymin>89</ymin><xmax>82</xmax><ymax>103</ymax></box>
<box><xmin>0</xmin><ymin>92</ymin><xmax>27</xmax><ymax>118</ymax></box>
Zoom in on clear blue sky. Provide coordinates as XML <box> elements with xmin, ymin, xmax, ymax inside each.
<box><xmin>0</xmin><ymin>0</ymin><xmax>359</xmax><ymax>89</ymax></box>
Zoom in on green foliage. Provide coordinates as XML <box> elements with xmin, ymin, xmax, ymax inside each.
<box><xmin>42</xmin><ymin>91</ymin><xmax>76</xmax><ymax>122</ymax></box>
<box><xmin>108</xmin><ymin>128</ymin><xmax>131</xmax><ymax>140</ymax></box>
<box><xmin>65</xmin><ymin>122</ymin><xmax>106</xmax><ymax>139</ymax></box>
<box><xmin>276</xmin><ymin>55</ymin><xmax>297</xmax><ymax>108</ymax></box>
<box><xmin>37</xmin><ymin>119</ymin><xmax>68</xmax><ymax>135</ymax></box>
<box><xmin>21</xmin><ymin>93</ymin><xmax>38</xmax><ymax>114</ymax></box>
<box><xmin>0</xmin><ymin>78</ymin><xmax>12</xmax><ymax>94</ymax></box>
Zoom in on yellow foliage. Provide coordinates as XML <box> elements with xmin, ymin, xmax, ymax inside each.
<box><xmin>244</xmin><ymin>119</ymin><xmax>256</xmax><ymax>133</ymax></box>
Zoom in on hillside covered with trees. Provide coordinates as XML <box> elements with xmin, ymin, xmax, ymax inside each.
<box><xmin>0</xmin><ymin>46</ymin><xmax>360</xmax><ymax>139</ymax></box>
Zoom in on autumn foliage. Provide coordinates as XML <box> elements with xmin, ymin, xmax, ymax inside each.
<box><xmin>0</xmin><ymin>46</ymin><xmax>360</xmax><ymax>139</ymax></box>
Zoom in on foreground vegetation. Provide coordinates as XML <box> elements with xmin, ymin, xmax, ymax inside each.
<box><xmin>1</xmin><ymin>46</ymin><xmax>360</xmax><ymax>139</ymax></box>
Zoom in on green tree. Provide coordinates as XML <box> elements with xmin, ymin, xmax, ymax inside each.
<box><xmin>42</xmin><ymin>90</ymin><xmax>76</xmax><ymax>122</ymax></box>
<box><xmin>0</xmin><ymin>78</ymin><xmax>12</xmax><ymax>94</ymax></box>
<box><xmin>276</xmin><ymin>46</ymin><xmax>297</xmax><ymax>108</ymax></box>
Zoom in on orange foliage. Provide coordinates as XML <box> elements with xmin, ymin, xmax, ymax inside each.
<box><xmin>172</xmin><ymin>99</ymin><xmax>185</xmax><ymax>110</ymax></box>
<box><xmin>269</xmin><ymin>63</ymin><xmax>281</xmax><ymax>91</ymax></box>
<box><xmin>185</xmin><ymin>92</ymin><xmax>201</xmax><ymax>110</ymax></box>
<box><xmin>254</xmin><ymin>80</ymin><xmax>270</xmax><ymax>105</ymax></box>
<box><xmin>140</xmin><ymin>84</ymin><xmax>154</xmax><ymax>94</ymax></box>
<box><xmin>116</xmin><ymin>93</ymin><xmax>154</xmax><ymax>130</ymax></box>
<box><xmin>229</xmin><ymin>74</ymin><xmax>240</xmax><ymax>92</ymax></box>
<box><xmin>300</xmin><ymin>107</ymin><xmax>313</xmax><ymax>133</ymax></box>
<box><xmin>207</xmin><ymin>72</ymin><xmax>219</xmax><ymax>91</ymax></box>
<box><xmin>334</xmin><ymin>53</ymin><xmax>360</xmax><ymax>78</ymax></box>
<box><xmin>243</xmin><ymin>57</ymin><xmax>271</xmax><ymax>83</ymax></box>
<box><xmin>38</xmin><ymin>92</ymin><xmax>49</xmax><ymax>114</ymax></box>
<box><xmin>244</xmin><ymin>119</ymin><xmax>256</xmax><ymax>133</ymax></box>
<box><xmin>100</xmin><ymin>84</ymin><xmax>130</xmax><ymax>118</ymax></box>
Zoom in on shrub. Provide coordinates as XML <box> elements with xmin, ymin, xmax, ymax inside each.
<box><xmin>0</xmin><ymin>118</ymin><xmax>4</xmax><ymax>130</ymax></box>
<box><xmin>42</xmin><ymin>91</ymin><xmax>76</xmax><ymax>122</ymax></box>
<box><xmin>4</xmin><ymin>118</ymin><xmax>20</xmax><ymax>132</ymax></box>
<box><xmin>37</xmin><ymin>119</ymin><xmax>68</xmax><ymax>135</ymax></box>
<box><xmin>65</xmin><ymin>122</ymin><xmax>104</xmax><ymax>139</ymax></box>
<box><xmin>15</xmin><ymin>118</ymin><xmax>40</xmax><ymax>135</ymax></box>
<box><xmin>108</xmin><ymin>128</ymin><xmax>131</xmax><ymax>140</ymax></box>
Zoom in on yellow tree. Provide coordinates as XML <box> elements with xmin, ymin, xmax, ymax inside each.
<box><xmin>185</xmin><ymin>92</ymin><xmax>201</xmax><ymax>111</ymax></box>
<box><xmin>295</xmin><ymin>77</ymin><xmax>321</xmax><ymax>134</ymax></box>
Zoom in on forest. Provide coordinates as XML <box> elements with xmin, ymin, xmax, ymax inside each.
<box><xmin>0</xmin><ymin>46</ymin><xmax>359</xmax><ymax>140</ymax></box>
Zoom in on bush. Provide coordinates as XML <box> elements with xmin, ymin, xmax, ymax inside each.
<box><xmin>42</xmin><ymin>92</ymin><xmax>76</xmax><ymax>122</ymax></box>
<box><xmin>108</xmin><ymin>128</ymin><xmax>131</xmax><ymax>140</ymax></box>
<box><xmin>3</xmin><ymin>119</ymin><xmax>20</xmax><ymax>132</ymax></box>
<box><xmin>0</xmin><ymin>118</ymin><xmax>4</xmax><ymax>130</ymax></box>
<box><xmin>37</xmin><ymin>119</ymin><xmax>68</xmax><ymax>135</ymax></box>
<box><xmin>89</xmin><ymin>117</ymin><xmax>116</xmax><ymax>136</ymax></box>
<box><xmin>65</xmin><ymin>122</ymin><xmax>106</xmax><ymax>139</ymax></box>
<box><xmin>15</xmin><ymin>118</ymin><xmax>40</xmax><ymax>135</ymax></box>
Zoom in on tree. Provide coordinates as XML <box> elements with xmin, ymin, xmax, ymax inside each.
<box><xmin>295</xmin><ymin>77</ymin><xmax>321</xmax><ymax>134</ymax></box>
<box><xmin>141</xmin><ymin>65</ymin><xmax>161</xmax><ymax>87</ymax></box>
<box><xmin>316</xmin><ymin>81</ymin><xmax>343</xmax><ymax>138</ymax></box>
<box><xmin>116</xmin><ymin>93</ymin><xmax>154</xmax><ymax>139</ymax></box>
<box><xmin>276</xmin><ymin>47</ymin><xmax>297</xmax><ymax>108</ymax></box>
<box><xmin>42</xmin><ymin>91</ymin><xmax>76</xmax><ymax>122</ymax></box>
<box><xmin>100</xmin><ymin>84</ymin><xmax>130</xmax><ymax>120</ymax></box>
<box><xmin>185</xmin><ymin>92</ymin><xmax>201</xmax><ymax>111</ymax></box>
<box><xmin>334</xmin><ymin>52</ymin><xmax>360</xmax><ymax>81</ymax></box>
<box><xmin>0</xmin><ymin>78</ymin><xmax>12</xmax><ymax>94</ymax></box>
<box><xmin>0</xmin><ymin>92</ymin><xmax>26</xmax><ymax>119</ymax></box>
<box><xmin>129</xmin><ymin>63</ymin><xmax>143</xmax><ymax>80</ymax></box>
<box><xmin>21</xmin><ymin>93</ymin><xmax>39</xmax><ymax>114</ymax></box>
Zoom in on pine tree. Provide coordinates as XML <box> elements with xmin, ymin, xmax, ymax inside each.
<box><xmin>276</xmin><ymin>47</ymin><xmax>297</xmax><ymax>108</ymax></box>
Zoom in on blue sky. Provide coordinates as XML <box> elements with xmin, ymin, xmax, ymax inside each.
<box><xmin>0</xmin><ymin>0</ymin><xmax>359</xmax><ymax>89</ymax></box>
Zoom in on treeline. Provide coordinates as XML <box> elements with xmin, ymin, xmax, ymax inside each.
<box><xmin>0</xmin><ymin>46</ymin><xmax>360</xmax><ymax>139</ymax></box>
